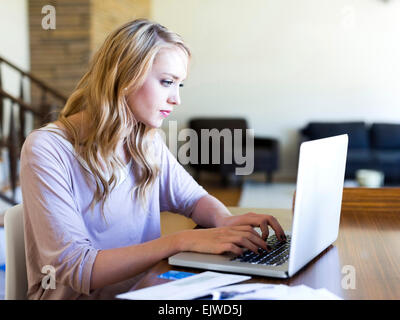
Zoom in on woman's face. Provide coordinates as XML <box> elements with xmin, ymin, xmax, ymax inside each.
<box><xmin>126</xmin><ymin>47</ymin><xmax>188</xmax><ymax>128</ymax></box>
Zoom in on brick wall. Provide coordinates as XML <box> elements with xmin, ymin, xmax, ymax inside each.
<box><xmin>29</xmin><ymin>0</ymin><xmax>91</xmax><ymax>108</ymax></box>
<box><xmin>29</xmin><ymin>0</ymin><xmax>151</xmax><ymax>109</ymax></box>
<box><xmin>91</xmin><ymin>0</ymin><xmax>151</xmax><ymax>54</ymax></box>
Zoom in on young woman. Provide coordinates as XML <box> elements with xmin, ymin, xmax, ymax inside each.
<box><xmin>20</xmin><ymin>19</ymin><xmax>286</xmax><ymax>299</ymax></box>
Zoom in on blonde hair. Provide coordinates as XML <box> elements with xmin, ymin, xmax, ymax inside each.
<box><xmin>57</xmin><ymin>19</ymin><xmax>190</xmax><ymax>216</ymax></box>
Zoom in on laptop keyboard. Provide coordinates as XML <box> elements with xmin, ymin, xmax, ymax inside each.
<box><xmin>230</xmin><ymin>234</ymin><xmax>291</xmax><ymax>266</ymax></box>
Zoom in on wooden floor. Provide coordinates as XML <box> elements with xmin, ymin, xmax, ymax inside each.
<box><xmin>200</xmin><ymin>182</ymin><xmax>242</xmax><ymax>207</ymax></box>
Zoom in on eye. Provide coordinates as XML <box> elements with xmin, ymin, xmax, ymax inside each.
<box><xmin>161</xmin><ymin>80</ymin><xmax>185</xmax><ymax>88</ymax></box>
<box><xmin>161</xmin><ymin>80</ymin><xmax>174</xmax><ymax>87</ymax></box>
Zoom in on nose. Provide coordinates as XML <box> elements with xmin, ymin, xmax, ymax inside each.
<box><xmin>167</xmin><ymin>88</ymin><xmax>181</xmax><ymax>106</ymax></box>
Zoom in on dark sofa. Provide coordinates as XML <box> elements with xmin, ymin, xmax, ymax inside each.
<box><xmin>300</xmin><ymin>122</ymin><xmax>400</xmax><ymax>183</ymax></box>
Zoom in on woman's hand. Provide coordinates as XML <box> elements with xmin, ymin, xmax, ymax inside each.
<box><xmin>175</xmin><ymin>225</ymin><xmax>269</xmax><ymax>256</ymax></box>
<box><xmin>216</xmin><ymin>212</ymin><xmax>287</xmax><ymax>242</ymax></box>
<box><xmin>186</xmin><ymin>195</ymin><xmax>286</xmax><ymax>256</ymax></box>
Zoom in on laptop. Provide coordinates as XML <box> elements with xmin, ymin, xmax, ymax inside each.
<box><xmin>168</xmin><ymin>134</ymin><xmax>348</xmax><ymax>278</ymax></box>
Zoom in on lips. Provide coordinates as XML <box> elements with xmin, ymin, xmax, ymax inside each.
<box><xmin>160</xmin><ymin>110</ymin><xmax>171</xmax><ymax>117</ymax></box>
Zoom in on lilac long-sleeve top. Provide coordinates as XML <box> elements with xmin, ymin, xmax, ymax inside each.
<box><xmin>20</xmin><ymin>124</ymin><xmax>208</xmax><ymax>299</ymax></box>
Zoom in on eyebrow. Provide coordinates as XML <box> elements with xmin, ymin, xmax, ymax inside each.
<box><xmin>161</xmin><ymin>72</ymin><xmax>185</xmax><ymax>81</ymax></box>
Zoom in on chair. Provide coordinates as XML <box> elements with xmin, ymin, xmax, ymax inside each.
<box><xmin>188</xmin><ymin>118</ymin><xmax>279</xmax><ymax>186</ymax></box>
<box><xmin>4</xmin><ymin>204</ymin><xmax>27</xmax><ymax>300</ymax></box>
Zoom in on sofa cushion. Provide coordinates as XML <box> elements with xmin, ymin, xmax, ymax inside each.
<box><xmin>370</xmin><ymin>123</ymin><xmax>400</xmax><ymax>150</ymax></box>
<box><xmin>372</xmin><ymin>150</ymin><xmax>400</xmax><ymax>165</ymax></box>
<box><xmin>302</xmin><ymin>122</ymin><xmax>369</xmax><ymax>149</ymax></box>
<box><xmin>346</xmin><ymin>149</ymin><xmax>374</xmax><ymax>165</ymax></box>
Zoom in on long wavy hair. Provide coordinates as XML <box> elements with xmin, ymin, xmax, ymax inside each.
<box><xmin>57</xmin><ymin>19</ymin><xmax>190</xmax><ymax>216</ymax></box>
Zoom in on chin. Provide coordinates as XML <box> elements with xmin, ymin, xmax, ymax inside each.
<box><xmin>143</xmin><ymin>120</ymin><xmax>163</xmax><ymax>129</ymax></box>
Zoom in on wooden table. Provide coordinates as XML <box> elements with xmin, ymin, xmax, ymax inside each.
<box><xmin>129</xmin><ymin>188</ymin><xmax>400</xmax><ymax>300</ymax></box>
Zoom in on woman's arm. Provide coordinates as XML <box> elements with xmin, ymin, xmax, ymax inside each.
<box><xmin>189</xmin><ymin>194</ymin><xmax>232</xmax><ymax>228</ymax></box>
<box><xmin>91</xmin><ymin>194</ymin><xmax>288</xmax><ymax>290</ymax></box>
<box><xmin>90</xmin><ymin>234</ymin><xmax>178</xmax><ymax>290</ymax></box>
<box><xmin>190</xmin><ymin>194</ymin><xmax>287</xmax><ymax>241</ymax></box>
<box><xmin>90</xmin><ymin>220</ymin><xmax>268</xmax><ymax>290</ymax></box>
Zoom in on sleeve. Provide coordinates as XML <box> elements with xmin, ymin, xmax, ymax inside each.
<box><xmin>20</xmin><ymin>132</ymin><xmax>98</xmax><ymax>296</ymax></box>
<box><xmin>157</xmin><ymin>135</ymin><xmax>208</xmax><ymax>217</ymax></box>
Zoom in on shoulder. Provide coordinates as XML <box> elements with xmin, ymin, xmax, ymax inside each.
<box><xmin>152</xmin><ymin>129</ymin><xmax>167</xmax><ymax>146</ymax></box>
<box><xmin>151</xmin><ymin>129</ymin><xmax>169</xmax><ymax>156</ymax></box>
<box><xmin>21</xmin><ymin>125</ymin><xmax>74</xmax><ymax>167</ymax></box>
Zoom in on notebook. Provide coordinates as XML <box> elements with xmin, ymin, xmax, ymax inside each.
<box><xmin>169</xmin><ymin>134</ymin><xmax>348</xmax><ymax>278</ymax></box>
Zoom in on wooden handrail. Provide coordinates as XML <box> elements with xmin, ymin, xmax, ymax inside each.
<box><xmin>0</xmin><ymin>55</ymin><xmax>67</xmax><ymax>101</ymax></box>
<box><xmin>0</xmin><ymin>56</ymin><xmax>67</xmax><ymax>204</ymax></box>
<box><xmin>0</xmin><ymin>88</ymin><xmax>44</xmax><ymax>117</ymax></box>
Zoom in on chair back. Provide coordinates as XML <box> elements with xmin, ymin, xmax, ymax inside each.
<box><xmin>4</xmin><ymin>204</ymin><xmax>27</xmax><ymax>300</ymax></box>
<box><xmin>188</xmin><ymin>118</ymin><xmax>248</xmax><ymax>172</ymax></box>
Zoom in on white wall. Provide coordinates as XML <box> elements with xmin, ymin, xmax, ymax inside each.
<box><xmin>152</xmin><ymin>0</ymin><xmax>400</xmax><ymax>179</ymax></box>
<box><xmin>0</xmin><ymin>0</ymin><xmax>30</xmax><ymax>96</ymax></box>
<box><xmin>0</xmin><ymin>0</ymin><xmax>31</xmax><ymax>131</ymax></box>
<box><xmin>0</xmin><ymin>0</ymin><xmax>30</xmax><ymax>190</ymax></box>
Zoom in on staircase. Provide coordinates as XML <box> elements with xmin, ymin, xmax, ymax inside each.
<box><xmin>0</xmin><ymin>56</ymin><xmax>67</xmax><ymax>207</ymax></box>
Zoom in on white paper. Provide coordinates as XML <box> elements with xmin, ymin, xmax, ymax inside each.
<box><xmin>199</xmin><ymin>283</ymin><xmax>343</xmax><ymax>300</ymax></box>
<box><xmin>116</xmin><ymin>271</ymin><xmax>251</xmax><ymax>300</ymax></box>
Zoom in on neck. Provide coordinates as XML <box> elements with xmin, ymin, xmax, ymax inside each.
<box><xmin>55</xmin><ymin>111</ymin><xmax>131</xmax><ymax>166</ymax></box>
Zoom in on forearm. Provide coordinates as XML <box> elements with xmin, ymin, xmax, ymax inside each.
<box><xmin>90</xmin><ymin>233</ymin><xmax>181</xmax><ymax>290</ymax></box>
<box><xmin>190</xmin><ymin>194</ymin><xmax>233</xmax><ymax>228</ymax></box>
<box><xmin>90</xmin><ymin>195</ymin><xmax>231</xmax><ymax>291</ymax></box>
<box><xmin>189</xmin><ymin>195</ymin><xmax>287</xmax><ymax>242</ymax></box>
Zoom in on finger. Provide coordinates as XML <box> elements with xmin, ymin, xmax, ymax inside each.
<box><xmin>233</xmin><ymin>231</ymin><xmax>267</xmax><ymax>252</ymax></box>
<box><xmin>260</xmin><ymin>219</ymin><xmax>270</xmax><ymax>240</ymax></box>
<box><xmin>234</xmin><ymin>213</ymin><xmax>263</xmax><ymax>227</ymax></box>
<box><xmin>232</xmin><ymin>236</ymin><xmax>260</xmax><ymax>254</ymax></box>
<box><xmin>232</xmin><ymin>227</ymin><xmax>268</xmax><ymax>248</ymax></box>
<box><xmin>266</xmin><ymin>216</ymin><xmax>286</xmax><ymax>241</ymax></box>
<box><xmin>232</xmin><ymin>225</ymin><xmax>261</xmax><ymax>238</ymax></box>
<box><xmin>221</xmin><ymin>243</ymin><xmax>244</xmax><ymax>256</ymax></box>
<box><xmin>240</xmin><ymin>214</ymin><xmax>274</xmax><ymax>238</ymax></box>
<box><xmin>233</xmin><ymin>215</ymin><xmax>271</xmax><ymax>242</ymax></box>
<box><xmin>244</xmin><ymin>231</ymin><xmax>268</xmax><ymax>250</ymax></box>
